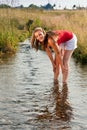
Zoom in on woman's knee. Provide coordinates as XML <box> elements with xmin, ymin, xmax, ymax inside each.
<box><xmin>63</xmin><ymin>59</ymin><xmax>68</xmax><ymax>67</ymax></box>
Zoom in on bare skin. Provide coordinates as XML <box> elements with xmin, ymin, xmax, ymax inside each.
<box><xmin>35</xmin><ymin>31</ymin><xmax>64</xmax><ymax>81</ymax></box>
<box><xmin>62</xmin><ymin>50</ymin><xmax>74</xmax><ymax>83</ymax></box>
<box><xmin>34</xmin><ymin>30</ymin><xmax>44</xmax><ymax>42</ymax></box>
<box><xmin>34</xmin><ymin>30</ymin><xmax>74</xmax><ymax>84</ymax></box>
<box><xmin>53</xmin><ymin>49</ymin><xmax>74</xmax><ymax>83</ymax></box>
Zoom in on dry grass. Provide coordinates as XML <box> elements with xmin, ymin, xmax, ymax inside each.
<box><xmin>0</xmin><ymin>8</ymin><xmax>87</xmax><ymax>63</ymax></box>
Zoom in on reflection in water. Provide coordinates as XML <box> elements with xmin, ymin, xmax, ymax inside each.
<box><xmin>53</xmin><ymin>81</ymin><xmax>72</xmax><ymax>121</ymax></box>
<box><xmin>36</xmin><ymin>80</ymin><xmax>72</xmax><ymax>123</ymax></box>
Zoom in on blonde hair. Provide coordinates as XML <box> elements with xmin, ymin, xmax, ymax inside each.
<box><xmin>30</xmin><ymin>27</ymin><xmax>46</xmax><ymax>51</ymax></box>
<box><xmin>31</xmin><ymin>27</ymin><xmax>58</xmax><ymax>51</ymax></box>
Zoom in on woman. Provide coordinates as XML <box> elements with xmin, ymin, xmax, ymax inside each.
<box><xmin>30</xmin><ymin>27</ymin><xmax>77</xmax><ymax>84</ymax></box>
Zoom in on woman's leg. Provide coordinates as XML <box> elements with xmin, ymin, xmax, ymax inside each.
<box><xmin>62</xmin><ymin>50</ymin><xmax>74</xmax><ymax>84</ymax></box>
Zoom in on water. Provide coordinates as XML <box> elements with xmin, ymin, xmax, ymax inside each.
<box><xmin>0</xmin><ymin>39</ymin><xmax>87</xmax><ymax>130</ymax></box>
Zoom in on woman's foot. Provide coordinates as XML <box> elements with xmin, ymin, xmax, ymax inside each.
<box><xmin>54</xmin><ymin>79</ymin><xmax>58</xmax><ymax>84</ymax></box>
<box><xmin>63</xmin><ymin>82</ymin><xmax>67</xmax><ymax>85</ymax></box>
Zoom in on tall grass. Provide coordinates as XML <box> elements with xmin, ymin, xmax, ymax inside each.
<box><xmin>0</xmin><ymin>8</ymin><xmax>87</xmax><ymax>63</ymax></box>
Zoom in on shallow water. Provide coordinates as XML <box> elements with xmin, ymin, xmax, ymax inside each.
<box><xmin>0</xmin><ymin>40</ymin><xmax>87</xmax><ymax>130</ymax></box>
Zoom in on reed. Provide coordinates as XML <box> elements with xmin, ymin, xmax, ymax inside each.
<box><xmin>0</xmin><ymin>8</ymin><xmax>87</xmax><ymax>63</ymax></box>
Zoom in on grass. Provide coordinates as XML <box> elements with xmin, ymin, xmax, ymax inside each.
<box><xmin>0</xmin><ymin>8</ymin><xmax>87</xmax><ymax>64</ymax></box>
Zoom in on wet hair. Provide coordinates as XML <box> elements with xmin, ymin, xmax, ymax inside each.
<box><xmin>31</xmin><ymin>27</ymin><xmax>58</xmax><ymax>51</ymax></box>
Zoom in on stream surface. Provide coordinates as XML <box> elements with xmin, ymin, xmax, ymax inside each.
<box><xmin>0</xmin><ymin>39</ymin><xmax>87</xmax><ymax>130</ymax></box>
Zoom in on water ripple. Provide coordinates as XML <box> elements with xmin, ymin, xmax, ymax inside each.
<box><xmin>0</xmin><ymin>43</ymin><xmax>87</xmax><ymax>130</ymax></box>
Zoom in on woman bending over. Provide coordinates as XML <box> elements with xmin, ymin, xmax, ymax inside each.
<box><xmin>31</xmin><ymin>27</ymin><xmax>77</xmax><ymax>84</ymax></box>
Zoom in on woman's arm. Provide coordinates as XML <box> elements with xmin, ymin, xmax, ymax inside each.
<box><xmin>47</xmin><ymin>38</ymin><xmax>64</xmax><ymax>73</ymax></box>
<box><xmin>45</xmin><ymin>47</ymin><xmax>56</xmax><ymax>72</ymax></box>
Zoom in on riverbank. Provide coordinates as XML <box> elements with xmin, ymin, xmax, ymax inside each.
<box><xmin>0</xmin><ymin>8</ymin><xmax>87</xmax><ymax>64</ymax></box>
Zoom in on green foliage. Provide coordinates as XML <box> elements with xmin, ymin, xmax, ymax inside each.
<box><xmin>0</xmin><ymin>4</ymin><xmax>11</xmax><ymax>8</ymax></box>
<box><xmin>18</xmin><ymin>31</ymin><xmax>29</xmax><ymax>42</ymax></box>
<box><xmin>73</xmin><ymin>44</ymin><xmax>87</xmax><ymax>64</ymax></box>
<box><xmin>0</xmin><ymin>32</ymin><xmax>18</xmax><ymax>53</ymax></box>
<box><xmin>26</xmin><ymin>19</ymin><xmax>33</xmax><ymax>31</ymax></box>
<box><xmin>28</xmin><ymin>17</ymin><xmax>42</xmax><ymax>36</ymax></box>
<box><xmin>28</xmin><ymin>4</ymin><xmax>40</xmax><ymax>9</ymax></box>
